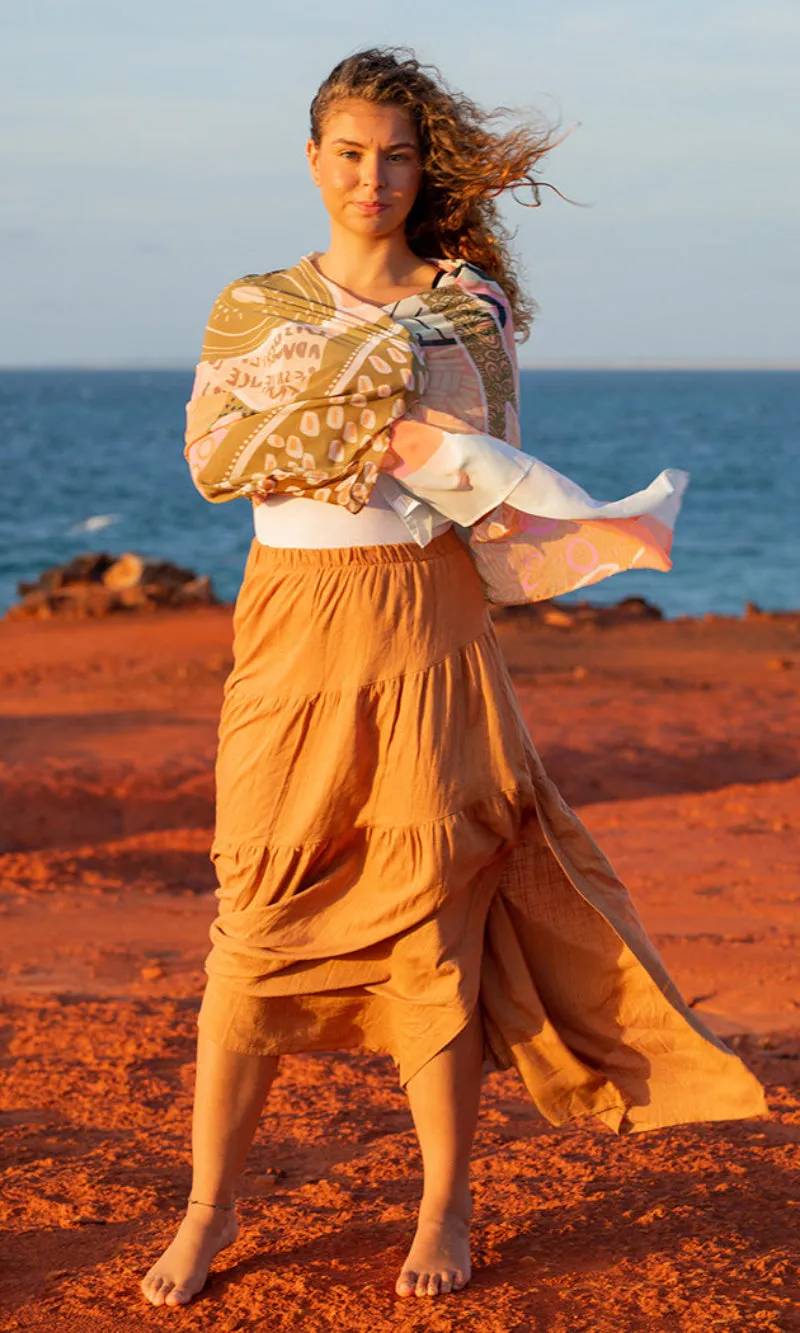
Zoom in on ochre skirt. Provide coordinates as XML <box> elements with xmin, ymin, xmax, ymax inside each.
<box><xmin>198</xmin><ymin>529</ymin><xmax>766</xmax><ymax>1133</ymax></box>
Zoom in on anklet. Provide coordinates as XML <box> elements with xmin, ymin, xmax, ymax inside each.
<box><xmin>187</xmin><ymin>1197</ymin><xmax>235</xmax><ymax>1211</ymax></box>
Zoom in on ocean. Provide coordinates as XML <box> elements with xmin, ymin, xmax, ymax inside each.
<box><xmin>1</xmin><ymin>369</ymin><xmax>797</xmax><ymax>620</ymax></box>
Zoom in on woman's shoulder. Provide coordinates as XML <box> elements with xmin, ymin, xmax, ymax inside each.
<box><xmin>209</xmin><ymin>255</ymin><xmax>335</xmax><ymax>320</ymax></box>
<box><xmin>199</xmin><ymin>268</ymin><xmax>303</xmax><ymax>359</ymax></box>
<box><xmin>213</xmin><ymin>267</ymin><xmax>292</xmax><ymax>307</ymax></box>
<box><xmin>200</xmin><ymin>262</ymin><xmax>312</xmax><ymax>350</ymax></box>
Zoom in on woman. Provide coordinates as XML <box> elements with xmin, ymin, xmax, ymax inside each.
<box><xmin>141</xmin><ymin>48</ymin><xmax>765</xmax><ymax>1307</ymax></box>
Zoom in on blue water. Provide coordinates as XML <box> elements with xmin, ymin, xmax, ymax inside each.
<box><xmin>1</xmin><ymin>369</ymin><xmax>797</xmax><ymax>618</ymax></box>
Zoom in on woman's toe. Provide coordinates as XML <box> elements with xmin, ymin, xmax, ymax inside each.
<box><xmin>165</xmin><ymin>1283</ymin><xmax>192</xmax><ymax>1307</ymax></box>
<box><xmin>415</xmin><ymin>1271</ymin><xmax>431</xmax><ymax>1297</ymax></box>
<box><xmin>426</xmin><ymin>1272</ymin><xmax>442</xmax><ymax>1296</ymax></box>
<box><xmin>440</xmin><ymin>1271</ymin><xmax>455</xmax><ymax>1294</ymax></box>
<box><xmin>396</xmin><ymin>1269</ymin><xmax>417</xmax><ymax>1297</ymax></box>
<box><xmin>148</xmin><ymin>1278</ymin><xmax>168</xmax><ymax>1306</ymax></box>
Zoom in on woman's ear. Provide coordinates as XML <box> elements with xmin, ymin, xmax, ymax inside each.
<box><xmin>306</xmin><ymin>138</ymin><xmax>320</xmax><ymax>188</ymax></box>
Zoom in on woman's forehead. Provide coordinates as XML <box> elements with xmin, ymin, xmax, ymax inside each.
<box><xmin>320</xmin><ymin>98</ymin><xmax>417</xmax><ymax>145</ymax></box>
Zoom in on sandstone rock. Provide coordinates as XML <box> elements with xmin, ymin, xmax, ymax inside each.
<box><xmin>103</xmin><ymin>553</ymin><xmax>196</xmax><ymax>593</ymax></box>
<box><xmin>7</xmin><ymin>552</ymin><xmax>220</xmax><ymax>620</ymax></box>
<box><xmin>542</xmin><ymin>608</ymin><xmax>574</xmax><ymax>628</ymax></box>
<box><xmin>179</xmin><ymin>574</ymin><xmax>215</xmax><ymax>605</ymax></box>
<box><xmin>493</xmin><ymin>594</ymin><xmax>665</xmax><ymax>630</ymax></box>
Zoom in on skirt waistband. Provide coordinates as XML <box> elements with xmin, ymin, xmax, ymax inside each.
<box><xmin>247</xmin><ymin>526</ymin><xmax>466</xmax><ymax>570</ymax></box>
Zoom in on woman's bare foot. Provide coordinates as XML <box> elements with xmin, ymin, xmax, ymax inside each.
<box><xmin>395</xmin><ymin>1198</ymin><xmax>472</xmax><ymax>1298</ymax></box>
<box><xmin>140</xmin><ymin>1203</ymin><xmax>239</xmax><ymax>1308</ymax></box>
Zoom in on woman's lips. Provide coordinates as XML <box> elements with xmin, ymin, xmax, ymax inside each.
<box><xmin>354</xmin><ymin>202</ymin><xmax>389</xmax><ymax>215</ymax></box>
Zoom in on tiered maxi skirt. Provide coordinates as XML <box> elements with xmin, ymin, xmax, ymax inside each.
<box><xmin>198</xmin><ymin>529</ymin><xmax>766</xmax><ymax>1133</ymax></box>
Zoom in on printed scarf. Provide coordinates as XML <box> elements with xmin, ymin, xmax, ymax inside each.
<box><xmin>185</xmin><ymin>255</ymin><xmax>688</xmax><ymax>604</ymax></box>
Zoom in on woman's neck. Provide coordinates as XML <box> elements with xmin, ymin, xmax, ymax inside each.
<box><xmin>313</xmin><ymin>228</ymin><xmax>439</xmax><ymax>304</ymax></box>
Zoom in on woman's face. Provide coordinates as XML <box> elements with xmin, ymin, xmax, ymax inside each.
<box><xmin>307</xmin><ymin>98</ymin><xmax>423</xmax><ymax>240</ymax></box>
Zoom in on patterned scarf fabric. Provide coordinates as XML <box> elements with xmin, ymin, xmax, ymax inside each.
<box><xmin>184</xmin><ymin>255</ymin><xmax>432</xmax><ymax>511</ymax></box>
<box><xmin>185</xmin><ymin>254</ymin><xmax>688</xmax><ymax>604</ymax></box>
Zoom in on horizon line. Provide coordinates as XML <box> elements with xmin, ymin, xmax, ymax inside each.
<box><xmin>1</xmin><ymin>359</ymin><xmax>799</xmax><ymax>373</ymax></box>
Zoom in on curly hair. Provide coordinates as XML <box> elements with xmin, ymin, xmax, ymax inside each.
<box><xmin>309</xmin><ymin>47</ymin><xmax>564</xmax><ymax>340</ymax></box>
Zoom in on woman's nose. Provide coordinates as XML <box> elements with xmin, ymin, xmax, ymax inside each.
<box><xmin>359</xmin><ymin>152</ymin><xmax>385</xmax><ymax>190</ymax></box>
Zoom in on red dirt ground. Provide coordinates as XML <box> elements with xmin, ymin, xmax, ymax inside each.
<box><xmin>1</xmin><ymin>606</ymin><xmax>798</xmax><ymax>1333</ymax></box>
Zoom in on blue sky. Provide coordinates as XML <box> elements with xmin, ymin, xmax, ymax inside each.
<box><xmin>3</xmin><ymin>0</ymin><xmax>798</xmax><ymax>367</ymax></box>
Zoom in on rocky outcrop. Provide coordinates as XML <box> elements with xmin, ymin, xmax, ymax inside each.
<box><xmin>7</xmin><ymin>552</ymin><xmax>219</xmax><ymax>620</ymax></box>
<box><xmin>490</xmin><ymin>594</ymin><xmax>664</xmax><ymax>629</ymax></box>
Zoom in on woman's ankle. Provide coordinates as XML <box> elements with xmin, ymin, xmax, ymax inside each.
<box><xmin>185</xmin><ymin>1192</ymin><xmax>237</xmax><ymax>1215</ymax></box>
<box><xmin>418</xmin><ymin>1187</ymin><xmax>472</xmax><ymax>1225</ymax></box>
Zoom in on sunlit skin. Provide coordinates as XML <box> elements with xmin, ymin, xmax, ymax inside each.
<box><xmin>306</xmin><ymin>99</ymin><xmax>442</xmax><ymax>306</ymax></box>
<box><xmin>140</xmin><ymin>97</ymin><xmax>478</xmax><ymax>1311</ymax></box>
<box><xmin>304</xmin><ymin>99</ymin><xmax>450</xmax><ymax>498</ymax></box>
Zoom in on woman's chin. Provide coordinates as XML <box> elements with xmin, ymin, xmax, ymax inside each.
<box><xmin>341</xmin><ymin>211</ymin><xmax>404</xmax><ymax>239</ymax></box>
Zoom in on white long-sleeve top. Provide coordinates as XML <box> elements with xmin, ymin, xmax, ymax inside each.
<box><xmin>253</xmin><ymin>472</ymin><xmax>452</xmax><ymax>549</ymax></box>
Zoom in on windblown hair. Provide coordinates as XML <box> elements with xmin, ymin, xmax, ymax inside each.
<box><xmin>309</xmin><ymin>47</ymin><xmax>564</xmax><ymax>340</ymax></box>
